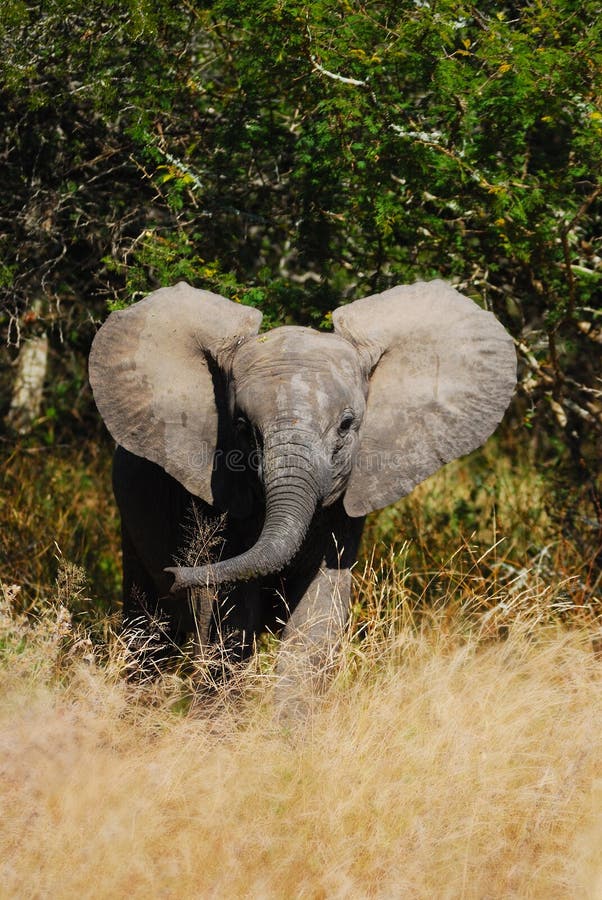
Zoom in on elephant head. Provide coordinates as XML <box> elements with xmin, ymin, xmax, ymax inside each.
<box><xmin>89</xmin><ymin>280</ymin><xmax>516</xmax><ymax>590</ymax></box>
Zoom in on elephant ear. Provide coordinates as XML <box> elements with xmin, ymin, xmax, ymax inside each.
<box><xmin>89</xmin><ymin>282</ymin><xmax>262</xmax><ymax>504</ymax></box>
<box><xmin>332</xmin><ymin>280</ymin><xmax>516</xmax><ymax>517</ymax></box>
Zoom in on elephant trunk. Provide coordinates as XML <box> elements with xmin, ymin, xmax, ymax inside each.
<box><xmin>167</xmin><ymin>430</ymin><xmax>323</xmax><ymax>591</ymax></box>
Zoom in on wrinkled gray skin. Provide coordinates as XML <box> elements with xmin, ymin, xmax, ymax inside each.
<box><xmin>90</xmin><ymin>281</ymin><xmax>516</xmax><ymax>711</ymax></box>
<box><xmin>168</xmin><ymin>328</ymin><xmax>368</xmax><ymax>587</ymax></box>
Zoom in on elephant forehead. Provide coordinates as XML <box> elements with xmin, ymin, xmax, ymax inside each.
<box><xmin>232</xmin><ymin>327</ymin><xmax>362</xmax><ymax>382</ymax></box>
<box><xmin>231</xmin><ymin>327</ymin><xmax>364</xmax><ymax>417</ymax></box>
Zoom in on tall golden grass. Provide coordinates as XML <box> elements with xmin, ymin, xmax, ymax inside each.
<box><xmin>2</xmin><ymin>550</ymin><xmax>601</xmax><ymax>899</ymax></box>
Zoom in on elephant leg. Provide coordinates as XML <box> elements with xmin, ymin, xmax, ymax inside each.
<box><xmin>275</xmin><ymin>510</ymin><xmax>364</xmax><ymax>717</ymax></box>
<box><xmin>213</xmin><ymin>583</ymin><xmax>267</xmax><ymax>661</ymax></box>
<box><xmin>114</xmin><ymin>448</ymin><xmax>190</xmax><ymax>670</ymax></box>
<box><xmin>121</xmin><ymin>522</ymin><xmax>158</xmax><ymax>629</ymax></box>
<box><xmin>189</xmin><ymin>582</ymin><xmax>267</xmax><ymax>695</ymax></box>
<box><xmin>121</xmin><ymin>524</ymin><xmax>189</xmax><ymax>676</ymax></box>
<box><xmin>275</xmin><ymin>565</ymin><xmax>352</xmax><ymax>717</ymax></box>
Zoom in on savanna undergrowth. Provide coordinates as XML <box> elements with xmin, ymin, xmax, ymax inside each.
<box><xmin>1</xmin><ymin>551</ymin><xmax>601</xmax><ymax>899</ymax></box>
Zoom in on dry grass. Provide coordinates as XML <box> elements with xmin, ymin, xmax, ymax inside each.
<box><xmin>0</xmin><ymin>439</ymin><xmax>121</xmax><ymax>610</ymax></box>
<box><xmin>2</xmin><ymin>555</ymin><xmax>602</xmax><ymax>900</ymax></box>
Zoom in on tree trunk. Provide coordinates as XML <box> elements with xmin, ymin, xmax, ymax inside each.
<box><xmin>6</xmin><ymin>309</ymin><xmax>48</xmax><ymax>434</ymax></box>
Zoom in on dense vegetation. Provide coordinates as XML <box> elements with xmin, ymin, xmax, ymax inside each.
<box><xmin>1</xmin><ymin>0</ymin><xmax>600</xmax><ymax>612</ymax></box>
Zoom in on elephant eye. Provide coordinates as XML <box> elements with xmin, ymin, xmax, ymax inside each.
<box><xmin>235</xmin><ymin>415</ymin><xmax>252</xmax><ymax>437</ymax></box>
<box><xmin>338</xmin><ymin>411</ymin><xmax>355</xmax><ymax>434</ymax></box>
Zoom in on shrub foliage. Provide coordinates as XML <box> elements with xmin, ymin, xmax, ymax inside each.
<box><xmin>1</xmin><ymin>0</ymin><xmax>600</xmax><ymax>600</ymax></box>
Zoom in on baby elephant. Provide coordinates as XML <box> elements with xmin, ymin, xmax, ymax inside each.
<box><xmin>89</xmin><ymin>280</ymin><xmax>515</xmax><ymax>707</ymax></box>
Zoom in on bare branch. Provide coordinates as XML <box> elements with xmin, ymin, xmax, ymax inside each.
<box><xmin>310</xmin><ymin>56</ymin><xmax>367</xmax><ymax>86</ymax></box>
<box><xmin>562</xmin><ymin>183</ymin><xmax>602</xmax><ymax>236</ymax></box>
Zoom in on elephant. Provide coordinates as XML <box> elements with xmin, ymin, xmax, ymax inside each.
<box><xmin>89</xmin><ymin>279</ymin><xmax>516</xmax><ymax>707</ymax></box>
